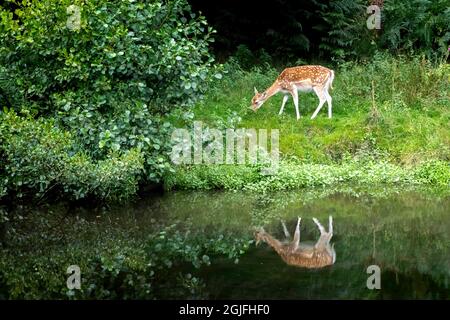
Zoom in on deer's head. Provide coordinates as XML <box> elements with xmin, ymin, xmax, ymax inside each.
<box><xmin>251</xmin><ymin>87</ymin><xmax>267</xmax><ymax>111</ymax></box>
<box><xmin>254</xmin><ymin>227</ymin><xmax>266</xmax><ymax>245</ymax></box>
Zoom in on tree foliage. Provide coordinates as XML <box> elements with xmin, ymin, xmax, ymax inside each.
<box><xmin>380</xmin><ymin>0</ymin><xmax>450</xmax><ymax>61</ymax></box>
<box><xmin>0</xmin><ymin>0</ymin><xmax>219</xmax><ymax>202</ymax></box>
<box><xmin>190</xmin><ymin>0</ymin><xmax>450</xmax><ymax>63</ymax></box>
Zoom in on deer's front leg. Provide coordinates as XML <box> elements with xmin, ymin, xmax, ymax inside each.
<box><xmin>279</xmin><ymin>95</ymin><xmax>289</xmax><ymax>115</ymax></box>
<box><xmin>293</xmin><ymin>217</ymin><xmax>301</xmax><ymax>250</ymax></box>
<box><xmin>281</xmin><ymin>220</ymin><xmax>291</xmax><ymax>239</ymax></box>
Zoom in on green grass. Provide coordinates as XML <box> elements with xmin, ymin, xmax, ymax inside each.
<box><xmin>165</xmin><ymin>159</ymin><xmax>450</xmax><ymax>192</ymax></box>
<box><xmin>168</xmin><ymin>54</ymin><xmax>450</xmax><ymax>190</ymax></box>
<box><xmin>186</xmin><ymin>54</ymin><xmax>450</xmax><ymax>165</ymax></box>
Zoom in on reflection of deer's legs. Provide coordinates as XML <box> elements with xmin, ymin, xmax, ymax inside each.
<box><xmin>293</xmin><ymin>217</ymin><xmax>301</xmax><ymax>250</ymax></box>
<box><xmin>313</xmin><ymin>217</ymin><xmax>331</xmax><ymax>249</ymax></box>
<box><xmin>314</xmin><ymin>234</ymin><xmax>329</xmax><ymax>249</ymax></box>
<box><xmin>312</xmin><ymin>217</ymin><xmax>326</xmax><ymax>234</ymax></box>
<box><xmin>313</xmin><ymin>217</ymin><xmax>334</xmax><ymax>249</ymax></box>
<box><xmin>328</xmin><ymin>216</ymin><xmax>333</xmax><ymax>235</ymax></box>
<box><xmin>281</xmin><ymin>220</ymin><xmax>291</xmax><ymax>239</ymax></box>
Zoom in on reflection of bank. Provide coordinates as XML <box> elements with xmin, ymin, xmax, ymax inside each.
<box><xmin>255</xmin><ymin>216</ymin><xmax>336</xmax><ymax>269</ymax></box>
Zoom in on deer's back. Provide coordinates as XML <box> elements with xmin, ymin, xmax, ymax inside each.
<box><xmin>280</xmin><ymin>243</ymin><xmax>334</xmax><ymax>268</ymax></box>
<box><xmin>277</xmin><ymin>65</ymin><xmax>332</xmax><ymax>86</ymax></box>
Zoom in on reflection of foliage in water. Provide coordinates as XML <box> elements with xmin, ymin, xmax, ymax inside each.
<box><xmin>161</xmin><ymin>185</ymin><xmax>449</xmax><ymax>298</ymax></box>
<box><xmin>161</xmin><ymin>185</ymin><xmax>449</xmax><ymax>227</ymax></box>
<box><xmin>0</xmin><ymin>208</ymin><xmax>252</xmax><ymax>299</ymax></box>
<box><xmin>0</xmin><ymin>185</ymin><xmax>448</xmax><ymax>299</ymax></box>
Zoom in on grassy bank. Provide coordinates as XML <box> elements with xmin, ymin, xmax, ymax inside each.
<box><xmin>1</xmin><ymin>55</ymin><xmax>448</xmax><ymax>203</ymax></box>
<box><xmin>165</xmin><ymin>159</ymin><xmax>449</xmax><ymax>193</ymax></box>
<box><xmin>168</xmin><ymin>54</ymin><xmax>450</xmax><ymax>191</ymax></box>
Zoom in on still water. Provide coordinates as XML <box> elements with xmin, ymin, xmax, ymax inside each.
<box><xmin>2</xmin><ymin>186</ymin><xmax>449</xmax><ymax>299</ymax></box>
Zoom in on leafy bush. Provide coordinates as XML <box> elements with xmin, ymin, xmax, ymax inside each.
<box><xmin>316</xmin><ymin>0</ymin><xmax>450</xmax><ymax>62</ymax></box>
<box><xmin>315</xmin><ymin>0</ymin><xmax>374</xmax><ymax>62</ymax></box>
<box><xmin>191</xmin><ymin>0</ymin><xmax>450</xmax><ymax>63</ymax></box>
<box><xmin>0</xmin><ymin>110</ymin><xmax>143</xmax><ymax>202</ymax></box>
<box><xmin>233</xmin><ymin>44</ymin><xmax>273</xmax><ymax>70</ymax></box>
<box><xmin>0</xmin><ymin>0</ymin><xmax>219</xmax><ymax>191</ymax></box>
<box><xmin>414</xmin><ymin>160</ymin><xmax>450</xmax><ymax>186</ymax></box>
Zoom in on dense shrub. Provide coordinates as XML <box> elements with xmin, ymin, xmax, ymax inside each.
<box><xmin>315</xmin><ymin>0</ymin><xmax>374</xmax><ymax>61</ymax></box>
<box><xmin>0</xmin><ymin>0</ymin><xmax>219</xmax><ymax>196</ymax></box>
<box><xmin>317</xmin><ymin>0</ymin><xmax>450</xmax><ymax>62</ymax></box>
<box><xmin>0</xmin><ymin>110</ymin><xmax>144</xmax><ymax>202</ymax></box>
<box><xmin>414</xmin><ymin>160</ymin><xmax>450</xmax><ymax>186</ymax></box>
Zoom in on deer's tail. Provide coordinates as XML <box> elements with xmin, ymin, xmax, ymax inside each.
<box><xmin>328</xmin><ymin>70</ymin><xmax>335</xmax><ymax>90</ymax></box>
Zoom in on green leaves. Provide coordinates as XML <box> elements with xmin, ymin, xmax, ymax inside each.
<box><xmin>0</xmin><ymin>0</ymin><xmax>219</xmax><ymax>199</ymax></box>
<box><xmin>165</xmin><ymin>158</ymin><xmax>450</xmax><ymax>193</ymax></box>
<box><xmin>381</xmin><ymin>0</ymin><xmax>450</xmax><ymax>60</ymax></box>
<box><xmin>0</xmin><ymin>110</ymin><xmax>144</xmax><ymax>202</ymax></box>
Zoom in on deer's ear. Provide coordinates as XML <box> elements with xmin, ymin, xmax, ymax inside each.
<box><xmin>254</xmin><ymin>87</ymin><xmax>258</xmax><ymax>95</ymax></box>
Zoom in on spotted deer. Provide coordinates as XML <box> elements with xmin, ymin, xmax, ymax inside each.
<box><xmin>251</xmin><ymin>65</ymin><xmax>335</xmax><ymax>120</ymax></box>
<box><xmin>255</xmin><ymin>216</ymin><xmax>336</xmax><ymax>269</ymax></box>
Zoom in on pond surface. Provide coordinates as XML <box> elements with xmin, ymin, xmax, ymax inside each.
<box><xmin>2</xmin><ymin>186</ymin><xmax>449</xmax><ymax>299</ymax></box>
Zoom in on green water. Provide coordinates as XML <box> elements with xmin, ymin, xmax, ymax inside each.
<box><xmin>1</xmin><ymin>186</ymin><xmax>449</xmax><ymax>299</ymax></box>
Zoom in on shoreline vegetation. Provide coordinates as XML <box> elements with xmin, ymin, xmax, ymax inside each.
<box><xmin>165</xmin><ymin>159</ymin><xmax>450</xmax><ymax>193</ymax></box>
<box><xmin>2</xmin><ymin>54</ymin><xmax>450</xmax><ymax>204</ymax></box>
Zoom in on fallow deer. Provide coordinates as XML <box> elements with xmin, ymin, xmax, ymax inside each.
<box><xmin>255</xmin><ymin>216</ymin><xmax>336</xmax><ymax>269</ymax></box>
<box><xmin>251</xmin><ymin>65</ymin><xmax>335</xmax><ymax>120</ymax></box>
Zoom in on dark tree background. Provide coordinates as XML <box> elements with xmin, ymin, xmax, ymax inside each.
<box><xmin>190</xmin><ymin>0</ymin><xmax>323</xmax><ymax>60</ymax></box>
<box><xmin>189</xmin><ymin>0</ymin><xmax>372</xmax><ymax>62</ymax></box>
<box><xmin>190</xmin><ymin>0</ymin><xmax>450</xmax><ymax>64</ymax></box>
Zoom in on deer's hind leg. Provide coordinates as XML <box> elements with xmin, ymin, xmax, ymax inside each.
<box><xmin>313</xmin><ymin>216</ymin><xmax>333</xmax><ymax>236</ymax></box>
<box><xmin>328</xmin><ymin>215</ymin><xmax>333</xmax><ymax>235</ymax></box>
<box><xmin>311</xmin><ymin>87</ymin><xmax>327</xmax><ymax>120</ymax></box>
<box><xmin>312</xmin><ymin>217</ymin><xmax>326</xmax><ymax>234</ymax></box>
<box><xmin>289</xmin><ymin>87</ymin><xmax>300</xmax><ymax>120</ymax></box>
<box><xmin>279</xmin><ymin>95</ymin><xmax>289</xmax><ymax>115</ymax></box>
<box><xmin>313</xmin><ymin>217</ymin><xmax>333</xmax><ymax>249</ymax></box>
<box><xmin>325</xmin><ymin>89</ymin><xmax>332</xmax><ymax>118</ymax></box>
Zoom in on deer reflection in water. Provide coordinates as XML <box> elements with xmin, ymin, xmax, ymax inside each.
<box><xmin>255</xmin><ymin>216</ymin><xmax>336</xmax><ymax>269</ymax></box>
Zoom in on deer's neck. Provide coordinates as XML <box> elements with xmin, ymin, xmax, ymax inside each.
<box><xmin>262</xmin><ymin>232</ymin><xmax>284</xmax><ymax>255</ymax></box>
<box><xmin>263</xmin><ymin>81</ymin><xmax>282</xmax><ymax>101</ymax></box>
